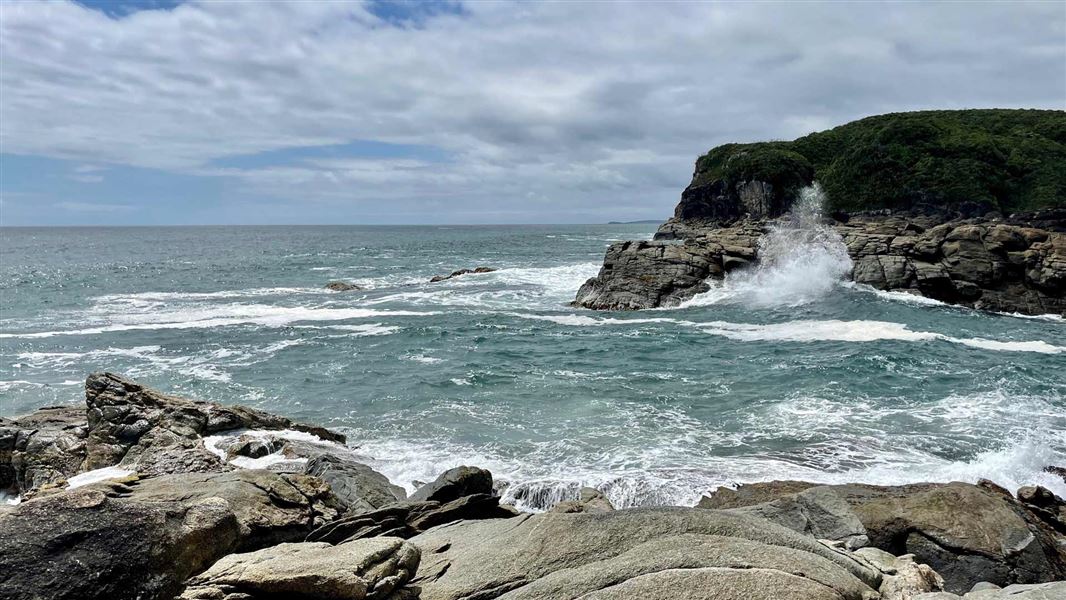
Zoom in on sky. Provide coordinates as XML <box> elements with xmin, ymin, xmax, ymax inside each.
<box><xmin>1</xmin><ymin>1</ymin><xmax>1064</xmax><ymax>226</ymax></box>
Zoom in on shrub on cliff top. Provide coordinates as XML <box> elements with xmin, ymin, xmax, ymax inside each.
<box><xmin>692</xmin><ymin>109</ymin><xmax>1066</xmax><ymax>214</ymax></box>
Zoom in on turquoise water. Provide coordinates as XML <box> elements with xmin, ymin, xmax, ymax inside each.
<box><xmin>1</xmin><ymin>224</ymin><xmax>1064</xmax><ymax>508</ymax></box>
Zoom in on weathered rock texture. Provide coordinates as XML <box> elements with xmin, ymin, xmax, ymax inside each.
<box><xmin>0</xmin><ymin>467</ymin><xmax>340</xmax><ymax>600</ymax></box>
<box><xmin>1</xmin><ymin>373</ymin><xmax>350</xmax><ymax>499</ymax></box>
<box><xmin>576</xmin><ymin>149</ymin><xmax>1066</xmax><ymax>316</ymax></box>
<box><xmin>574</xmin><ymin>223</ymin><xmax>763</xmax><ymax>310</ymax></box>
<box><xmin>85</xmin><ymin>372</ymin><xmax>345</xmax><ymax>475</ymax></box>
<box><xmin>408</xmin><ymin>507</ymin><xmax>883</xmax><ymax>600</ymax></box>
<box><xmin>840</xmin><ymin>216</ymin><xmax>1066</xmax><ymax>314</ymax></box>
<box><xmin>0</xmin><ymin>406</ymin><xmax>87</xmax><ymax>494</ymax></box>
<box><xmin>576</xmin><ymin>211</ymin><xmax>1066</xmax><ymax>315</ymax></box>
<box><xmin>914</xmin><ymin>581</ymin><xmax>1066</xmax><ymax>600</ymax></box>
<box><xmin>179</xmin><ymin>538</ymin><xmax>420</xmax><ymax>600</ymax></box>
<box><xmin>307</xmin><ymin>466</ymin><xmax>516</xmax><ymax>545</ymax></box>
<box><xmin>305</xmin><ymin>454</ymin><xmax>407</xmax><ymax>513</ymax></box>
<box><xmin>698</xmin><ymin>480</ymin><xmax>1066</xmax><ymax>593</ymax></box>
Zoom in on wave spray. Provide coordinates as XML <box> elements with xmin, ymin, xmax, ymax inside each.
<box><xmin>687</xmin><ymin>183</ymin><xmax>853</xmax><ymax>307</ymax></box>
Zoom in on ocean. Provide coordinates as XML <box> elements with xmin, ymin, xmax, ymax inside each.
<box><xmin>1</xmin><ymin>220</ymin><xmax>1064</xmax><ymax>509</ymax></box>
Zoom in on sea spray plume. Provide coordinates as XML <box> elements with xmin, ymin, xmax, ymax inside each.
<box><xmin>685</xmin><ymin>183</ymin><xmax>853</xmax><ymax>307</ymax></box>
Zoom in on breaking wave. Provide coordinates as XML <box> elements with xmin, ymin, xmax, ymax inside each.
<box><xmin>684</xmin><ymin>184</ymin><xmax>853</xmax><ymax>308</ymax></box>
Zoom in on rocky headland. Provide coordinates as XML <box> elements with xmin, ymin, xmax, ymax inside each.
<box><xmin>575</xmin><ymin>110</ymin><xmax>1066</xmax><ymax>315</ymax></box>
<box><xmin>2</xmin><ymin>373</ymin><xmax>1066</xmax><ymax>600</ymax></box>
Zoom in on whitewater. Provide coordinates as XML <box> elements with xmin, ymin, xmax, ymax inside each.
<box><xmin>1</xmin><ymin>219</ymin><xmax>1064</xmax><ymax>510</ymax></box>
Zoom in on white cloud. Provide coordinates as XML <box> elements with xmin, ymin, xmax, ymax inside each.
<box><xmin>2</xmin><ymin>0</ymin><xmax>1064</xmax><ymax>220</ymax></box>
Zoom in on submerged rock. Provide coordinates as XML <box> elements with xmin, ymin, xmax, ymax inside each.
<box><xmin>409</xmin><ymin>507</ymin><xmax>882</xmax><ymax>600</ymax></box>
<box><xmin>178</xmin><ymin>538</ymin><xmax>420</xmax><ymax>600</ymax></box>
<box><xmin>429</xmin><ymin>266</ymin><xmax>496</xmax><ymax>282</ymax></box>
<box><xmin>325</xmin><ymin>281</ymin><xmax>362</xmax><ymax>291</ymax></box>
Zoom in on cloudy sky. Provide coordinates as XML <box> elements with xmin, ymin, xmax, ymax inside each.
<box><xmin>1</xmin><ymin>1</ymin><xmax>1064</xmax><ymax>225</ymax></box>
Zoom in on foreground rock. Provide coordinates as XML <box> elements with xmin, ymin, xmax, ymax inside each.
<box><xmin>0</xmin><ymin>469</ymin><xmax>340</xmax><ymax>600</ymax></box>
<box><xmin>914</xmin><ymin>582</ymin><xmax>1066</xmax><ymax>599</ymax></box>
<box><xmin>698</xmin><ymin>480</ymin><xmax>1066</xmax><ymax>592</ymax></box>
<box><xmin>429</xmin><ymin>266</ymin><xmax>496</xmax><ymax>282</ymax></box>
<box><xmin>305</xmin><ymin>454</ymin><xmax>407</xmax><ymax>513</ymax></box>
<box><xmin>408</xmin><ymin>507</ymin><xmax>889</xmax><ymax>600</ymax></box>
<box><xmin>179</xmin><ymin>538</ymin><xmax>420</xmax><ymax>600</ymax></box>
<box><xmin>85</xmin><ymin>372</ymin><xmax>345</xmax><ymax>476</ymax></box>
<box><xmin>0</xmin><ymin>405</ymin><xmax>87</xmax><ymax>494</ymax></box>
<box><xmin>307</xmin><ymin>466</ymin><xmax>516</xmax><ymax>544</ymax></box>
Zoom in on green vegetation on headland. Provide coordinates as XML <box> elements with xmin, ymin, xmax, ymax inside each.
<box><xmin>692</xmin><ymin>109</ymin><xmax>1066</xmax><ymax>214</ymax></box>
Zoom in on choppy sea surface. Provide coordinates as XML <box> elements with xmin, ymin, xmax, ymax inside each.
<box><xmin>2</xmin><ymin>218</ymin><xmax>1064</xmax><ymax>508</ymax></box>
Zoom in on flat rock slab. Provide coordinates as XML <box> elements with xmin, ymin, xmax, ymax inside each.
<box><xmin>409</xmin><ymin>506</ymin><xmax>882</xmax><ymax>600</ymax></box>
<box><xmin>179</xmin><ymin>538</ymin><xmax>420</xmax><ymax>600</ymax></box>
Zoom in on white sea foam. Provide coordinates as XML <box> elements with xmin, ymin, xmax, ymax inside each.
<box><xmin>683</xmin><ymin>184</ymin><xmax>853</xmax><ymax>308</ymax></box>
<box><xmin>66</xmin><ymin>466</ymin><xmax>136</xmax><ymax>489</ymax></box>
<box><xmin>362</xmin><ymin>262</ymin><xmax>602</xmax><ymax>311</ymax></box>
<box><xmin>505</xmin><ymin>313</ymin><xmax>1063</xmax><ymax>353</ymax></box>
<box><xmin>202</xmin><ymin>428</ymin><xmax>348</xmax><ymax>469</ymax></box>
<box><xmin>1</xmin><ymin>305</ymin><xmax>438</xmax><ymax>338</ymax></box>
<box><xmin>93</xmin><ymin>287</ymin><xmax>326</xmax><ymax>302</ymax></box>
<box><xmin>405</xmin><ymin>354</ymin><xmax>444</xmax><ymax>364</ymax></box>
<box><xmin>845</xmin><ymin>282</ymin><xmax>950</xmax><ymax>307</ymax></box>
<box><xmin>0</xmin><ymin>490</ymin><xmax>21</xmax><ymax>506</ymax></box>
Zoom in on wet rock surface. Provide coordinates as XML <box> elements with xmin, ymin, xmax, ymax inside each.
<box><xmin>576</xmin><ymin>213</ymin><xmax>1066</xmax><ymax>315</ymax></box>
<box><xmin>429</xmin><ymin>266</ymin><xmax>497</xmax><ymax>282</ymax></box>
<box><xmin>326</xmin><ymin>281</ymin><xmax>363</xmax><ymax>291</ymax></box>
<box><xmin>3</xmin><ymin>373</ymin><xmax>1064</xmax><ymax>600</ymax></box>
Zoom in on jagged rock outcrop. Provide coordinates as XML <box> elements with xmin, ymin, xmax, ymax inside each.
<box><xmin>840</xmin><ymin>216</ymin><xmax>1066</xmax><ymax>314</ymax></box>
<box><xmin>698</xmin><ymin>480</ymin><xmax>1066</xmax><ymax>593</ymax></box>
<box><xmin>1</xmin><ymin>373</ymin><xmax>352</xmax><ymax>499</ymax></box>
<box><xmin>408</xmin><ymin>507</ymin><xmax>883</xmax><ymax>600</ymax></box>
<box><xmin>574</xmin><ymin>223</ymin><xmax>763</xmax><ymax>310</ymax></box>
<box><xmin>306</xmin><ymin>466</ymin><xmax>516</xmax><ymax>544</ymax></box>
<box><xmin>178</xmin><ymin>538</ymin><xmax>420</xmax><ymax>600</ymax></box>
<box><xmin>0</xmin><ymin>468</ymin><xmax>340</xmax><ymax>600</ymax></box>
<box><xmin>0</xmin><ymin>406</ymin><xmax>87</xmax><ymax>495</ymax></box>
<box><xmin>84</xmin><ymin>372</ymin><xmax>345</xmax><ymax>474</ymax></box>
<box><xmin>575</xmin><ymin>212</ymin><xmax>1066</xmax><ymax>315</ymax></box>
<box><xmin>430</xmin><ymin>266</ymin><xmax>497</xmax><ymax>282</ymax></box>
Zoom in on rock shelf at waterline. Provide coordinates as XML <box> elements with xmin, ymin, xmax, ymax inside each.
<box><xmin>2</xmin><ymin>372</ymin><xmax>1066</xmax><ymax>600</ymax></box>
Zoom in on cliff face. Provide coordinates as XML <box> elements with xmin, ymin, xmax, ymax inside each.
<box><xmin>575</xmin><ymin>110</ymin><xmax>1066</xmax><ymax>315</ymax></box>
